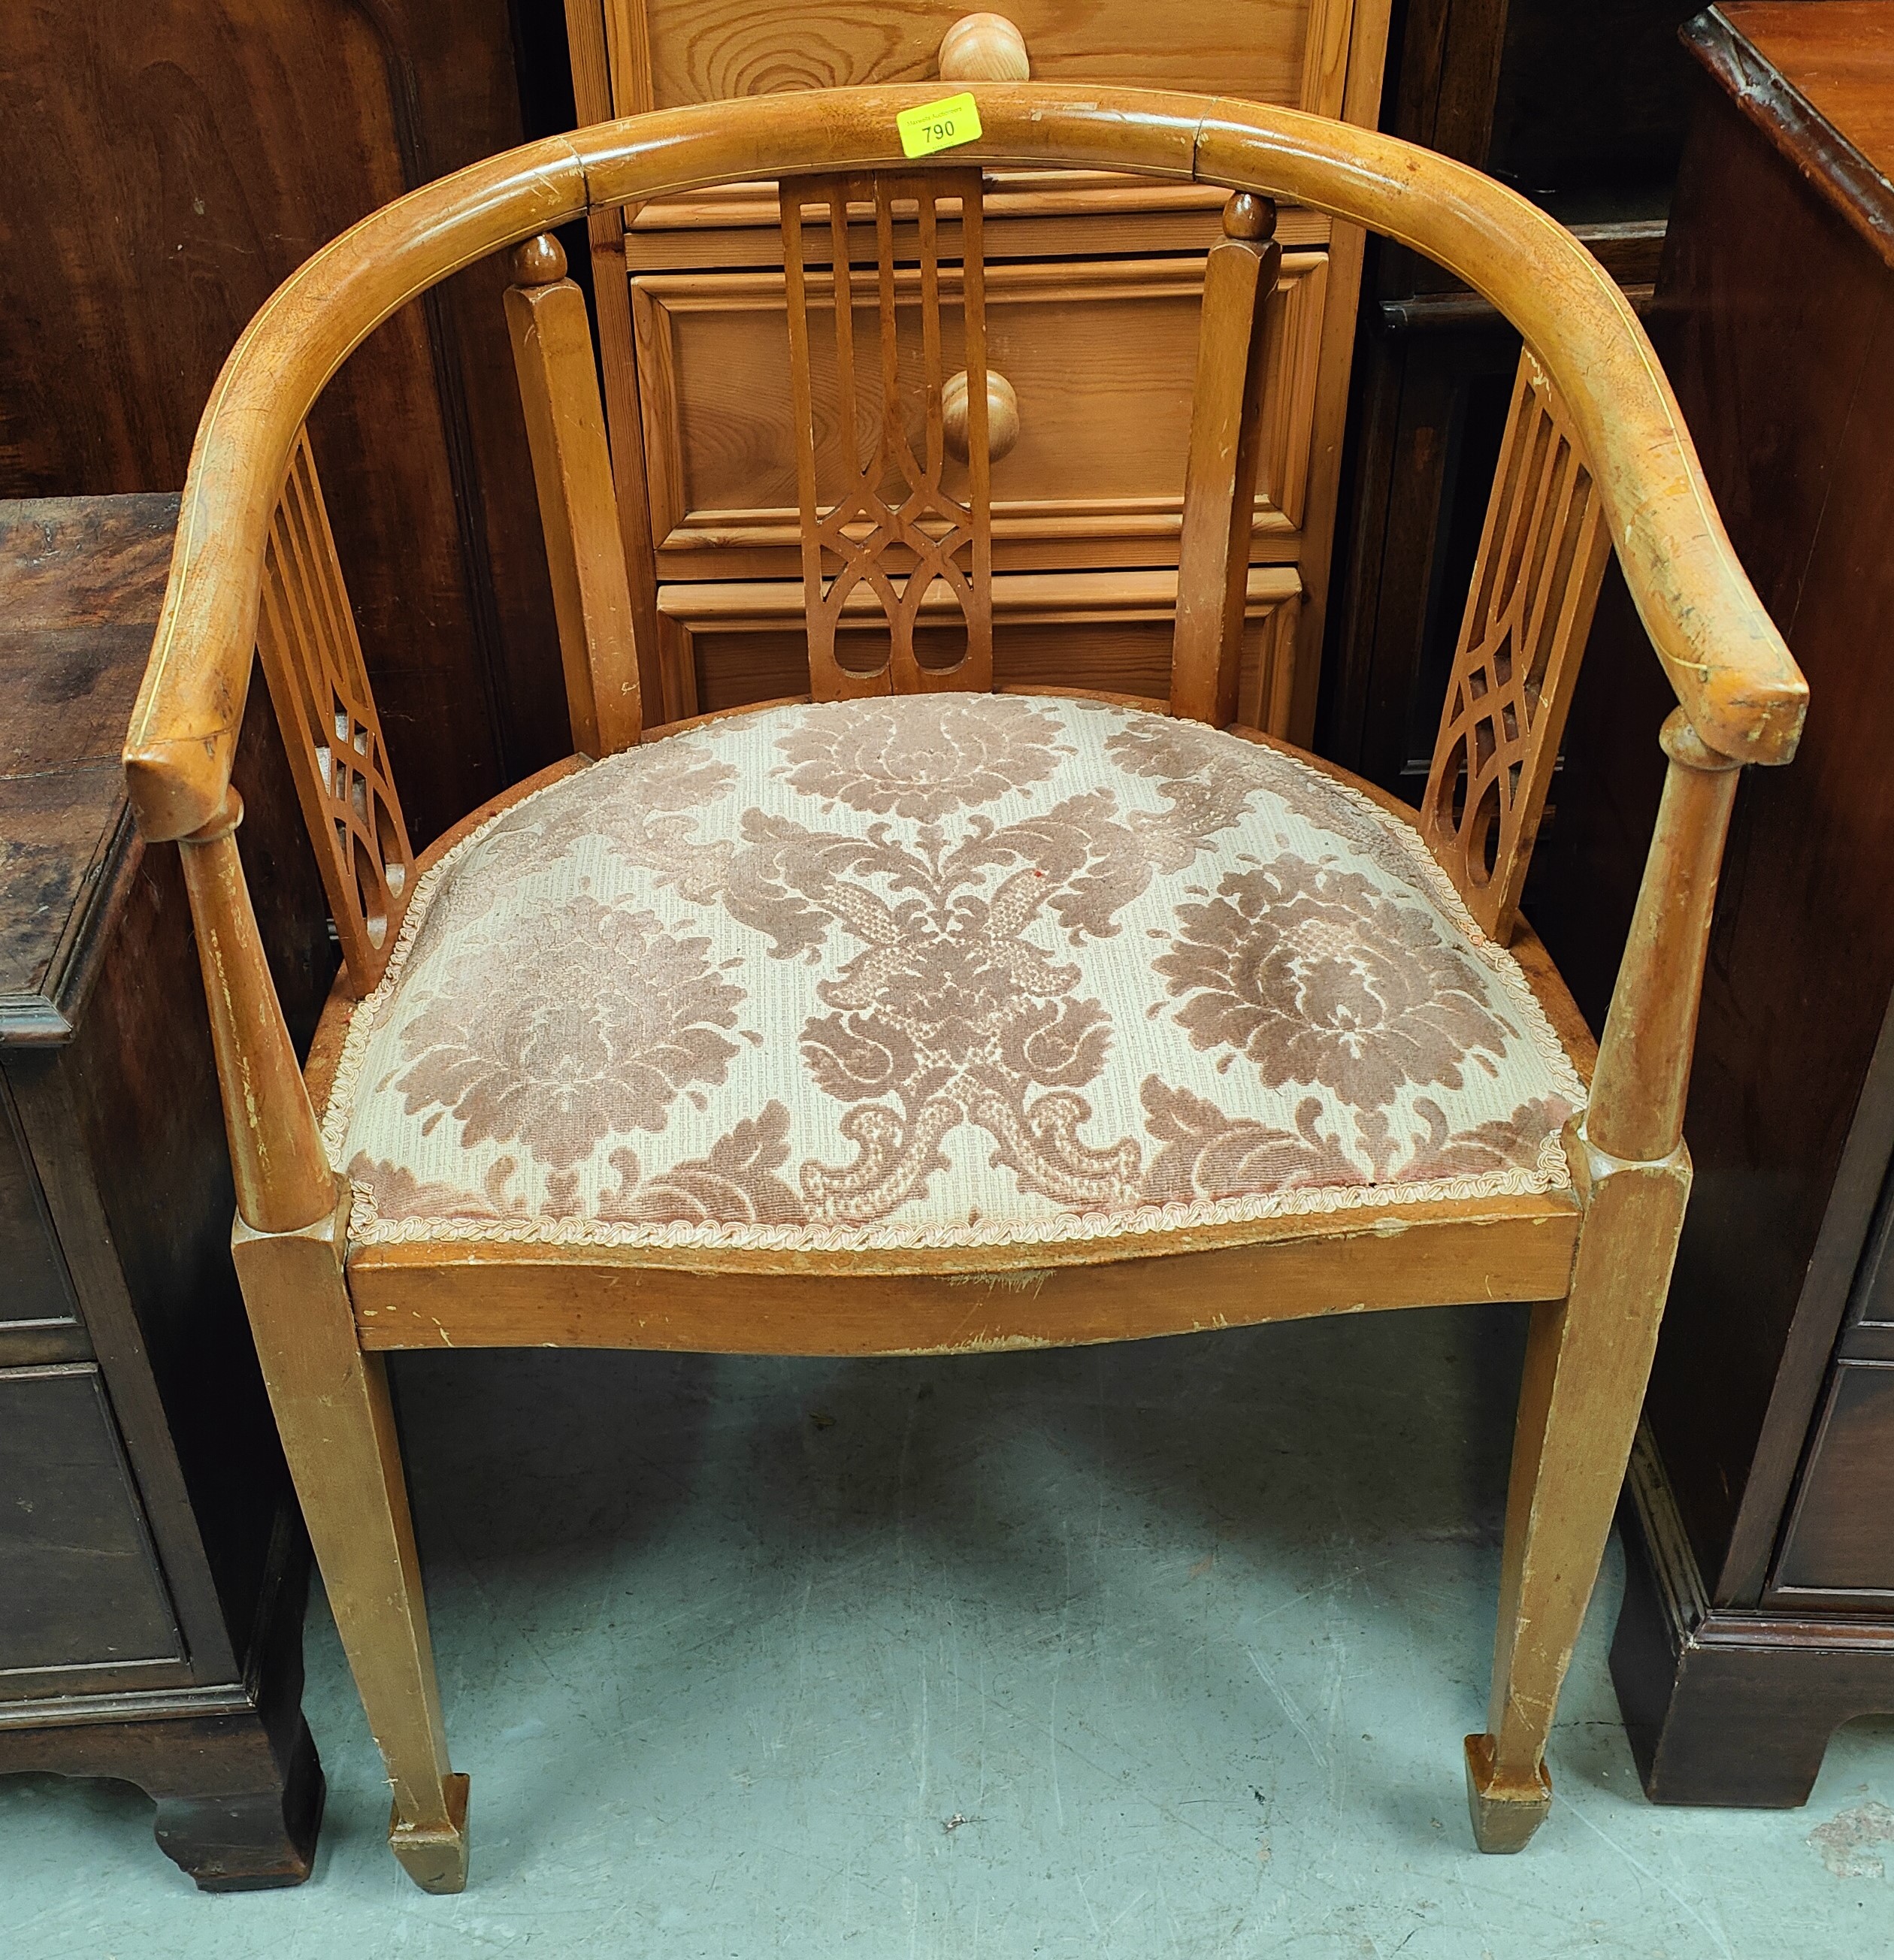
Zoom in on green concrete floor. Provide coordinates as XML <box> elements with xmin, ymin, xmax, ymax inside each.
<box><xmin>4</xmin><ymin>1302</ymin><xmax>1892</xmax><ymax>1957</ymax></box>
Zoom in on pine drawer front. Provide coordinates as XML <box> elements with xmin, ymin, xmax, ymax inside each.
<box><xmin>655</xmin><ymin>566</ymin><xmax>1303</xmax><ymax>730</ymax></box>
<box><xmin>633</xmin><ymin>252</ymin><xmax>1330</xmax><ymax>582</ymax></box>
<box><xmin>620</xmin><ymin>0</ymin><xmax>1354</xmax><ymax>116</ymax></box>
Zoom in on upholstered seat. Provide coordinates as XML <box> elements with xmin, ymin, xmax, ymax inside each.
<box><xmin>321</xmin><ymin>694</ymin><xmax>1585</xmax><ymax>1257</ymax></box>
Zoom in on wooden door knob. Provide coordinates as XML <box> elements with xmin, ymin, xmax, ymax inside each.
<box><xmin>937</xmin><ymin>13</ymin><xmax>1030</xmax><ymax>81</ymax></box>
<box><xmin>942</xmin><ymin>369</ymin><xmax>1020</xmax><ymax>462</ymax></box>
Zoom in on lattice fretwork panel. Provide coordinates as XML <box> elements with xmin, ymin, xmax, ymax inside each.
<box><xmin>779</xmin><ymin>169</ymin><xmax>993</xmax><ymax>699</ymax></box>
<box><xmin>1419</xmin><ymin>352</ymin><xmax>1612</xmax><ymax>943</ymax></box>
<box><xmin>256</xmin><ymin>428</ymin><xmax>415</xmax><ymax>991</ymax></box>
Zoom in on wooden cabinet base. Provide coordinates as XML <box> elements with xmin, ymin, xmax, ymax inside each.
<box><xmin>0</xmin><ymin>495</ymin><xmax>336</xmax><ymax>1890</ymax></box>
<box><xmin>1611</xmin><ymin>1428</ymin><xmax>1894</xmax><ymax>1808</ymax></box>
<box><xmin>0</xmin><ymin>1537</ymin><xmax>323</xmax><ymax>1890</ymax></box>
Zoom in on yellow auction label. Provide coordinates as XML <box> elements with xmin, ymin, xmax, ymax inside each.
<box><xmin>896</xmin><ymin>92</ymin><xmax>983</xmax><ymax>159</ymax></box>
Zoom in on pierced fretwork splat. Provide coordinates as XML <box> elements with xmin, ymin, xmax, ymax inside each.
<box><xmin>779</xmin><ymin>169</ymin><xmax>993</xmax><ymax>698</ymax></box>
<box><xmin>255</xmin><ymin>427</ymin><xmax>415</xmax><ymax>991</ymax></box>
<box><xmin>1419</xmin><ymin>352</ymin><xmax>1612</xmax><ymax>943</ymax></box>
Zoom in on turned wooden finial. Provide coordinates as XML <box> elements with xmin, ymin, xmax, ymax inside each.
<box><xmin>1223</xmin><ymin>192</ymin><xmax>1278</xmax><ymax>242</ymax></box>
<box><xmin>938</xmin><ymin>12</ymin><xmax>1030</xmax><ymax>81</ymax></box>
<box><xmin>510</xmin><ymin>233</ymin><xmax>568</xmax><ymax>286</ymax></box>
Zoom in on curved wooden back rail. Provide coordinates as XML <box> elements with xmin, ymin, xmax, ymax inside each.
<box><xmin>125</xmin><ymin>85</ymin><xmax>1805</xmax><ymax>847</ymax></box>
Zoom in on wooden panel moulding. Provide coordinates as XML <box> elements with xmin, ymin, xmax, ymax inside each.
<box><xmin>622</xmin><ymin>181</ymin><xmax>1333</xmax><ymax>271</ymax></box>
<box><xmin>653</xmin><ymin>566</ymin><xmax>1303</xmax><ymax>729</ymax></box>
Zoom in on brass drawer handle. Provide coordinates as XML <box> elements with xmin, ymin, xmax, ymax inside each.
<box><xmin>937</xmin><ymin>12</ymin><xmax>1030</xmax><ymax>82</ymax></box>
<box><xmin>942</xmin><ymin>369</ymin><xmax>1021</xmax><ymax>463</ymax></box>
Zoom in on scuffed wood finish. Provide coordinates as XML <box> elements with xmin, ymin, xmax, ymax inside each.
<box><xmin>176</xmin><ymin>791</ymin><xmax>334</xmax><ymax>1237</ymax></box>
<box><xmin>781</xmin><ymin>170</ymin><xmax>993</xmax><ymax>697</ymax></box>
<box><xmin>1467</xmin><ymin>701</ymin><xmax>1743</xmax><ymax>1850</ymax></box>
<box><xmin>230</xmin><ymin>1194</ymin><xmax>466</xmax><ymax>1892</ymax></box>
<box><xmin>122</xmin><ymin>86</ymin><xmax>1805</xmax><ymax>843</ymax></box>
<box><xmin>1</xmin><ymin>495</ymin><xmax>178</xmax><ymax>1039</ymax></box>
<box><xmin>505</xmin><ymin>234</ymin><xmax>643</xmax><ymax>757</ymax></box>
<box><xmin>256</xmin><ymin>432</ymin><xmax>415</xmax><ymax>994</ymax></box>
<box><xmin>1468</xmin><ymin>1129</ymin><xmax>1690</xmax><ymax>1850</ymax></box>
<box><xmin>1535</xmin><ymin>0</ymin><xmax>1894</xmax><ymax>1809</ymax></box>
<box><xmin>347</xmin><ymin>1196</ymin><xmax>1580</xmax><ymax>1353</ymax></box>
<box><xmin>1418</xmin><ymin>352</ymin><xmax>1611</xmax><ymax>943</ymax></box>
<box><xmin>1586</xmin><ymin>709</ymin><xmax>1743</xmax><ymax>1166</ymax></box>
<box><xmin>1189</xmin><ymin>94</ymin><xmax>1802</xmax><ymax>763</ymax></box>
<box><xmin>1171</xmin><ymin>193</ymin><xmax>1283</xmax><ymax>725</ymax></box>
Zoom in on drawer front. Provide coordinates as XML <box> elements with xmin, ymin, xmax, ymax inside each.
<box><xmin>1770</xmin><ymin>1358</ymin><xmax>1894</xmax><ymax>1605</ymax></box>
<box><xmin>629</xmin><ymin>0</ymin><xmax>1339</xmax><ymax>115</ymax></box>
<box><xmin>634</xmin><ymin>251</ymin><xmax>1329</xmax><ymax>581</ymax></box>
<box><xmin>0</xmin><ymin>1363</ymin><xmax>184</xmax><ymax>1689</ymax></box>
<box><xmin>656</xmin><ymin>567</ymin><xmax>1303</xmax><ymax>729</ymax></box>
<box><xmin>0</xmin><ymin>1074</ymin><xmax>86</xmax><ymax>1367</ymax></box>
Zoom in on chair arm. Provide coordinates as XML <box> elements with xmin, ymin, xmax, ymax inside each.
<box><xmin>1191</xmin><ymin>100</ymin><xmax>1805</xmax><ymax>765</ymax></box>
<box><xmin>124</xmin><ymin>144</ymin><xmax>588</xmax><ymax>841</ymax></box>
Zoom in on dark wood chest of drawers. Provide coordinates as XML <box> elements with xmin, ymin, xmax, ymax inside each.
<box><xmin>0</xmin><ymin>495</ymin><xmax>335</xmax><ymax>1885</ymax></box>
<box><xmin>1532</xmin><ymin>1</ymin><xmax>1894</xmax><ymax>1803</ymax></box>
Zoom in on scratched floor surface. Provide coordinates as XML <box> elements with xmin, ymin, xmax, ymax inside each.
<box><xmin>5</xmin><ymin>1302</ymin><xmax>1893</xmax><ymax>1957</ymax></box>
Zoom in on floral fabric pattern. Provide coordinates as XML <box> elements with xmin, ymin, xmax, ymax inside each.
<box><xmin>775</xmin><ymin>694</ymin><xmax>1069</xmax><ymax>821</ymax></box>
<box><xmin>322</xmin><ymin>696</ymin><xmax>1585</xmax><ymax>1254</ymax></box>
<box><xmin>387</xmin><ymin>896</ymin><xmax>746</xmax><ymax>1169</ymax></box>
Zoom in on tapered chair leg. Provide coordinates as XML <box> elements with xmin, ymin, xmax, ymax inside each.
<box><xmin>232</xmin><ymin>1192</ymin><xmax>470</xmax><ymax>1892</ymax></box>
<box><xmin>1466</xmin><ymin>1127</ymin><xmax>1690</xmax><ymax>1853</ymax></box>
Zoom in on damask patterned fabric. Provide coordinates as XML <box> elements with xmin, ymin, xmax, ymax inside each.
<box><xmin>320</xmin><ymin>696</ymin><xmax>1586</xmax><ymax>1256</ymax></box>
